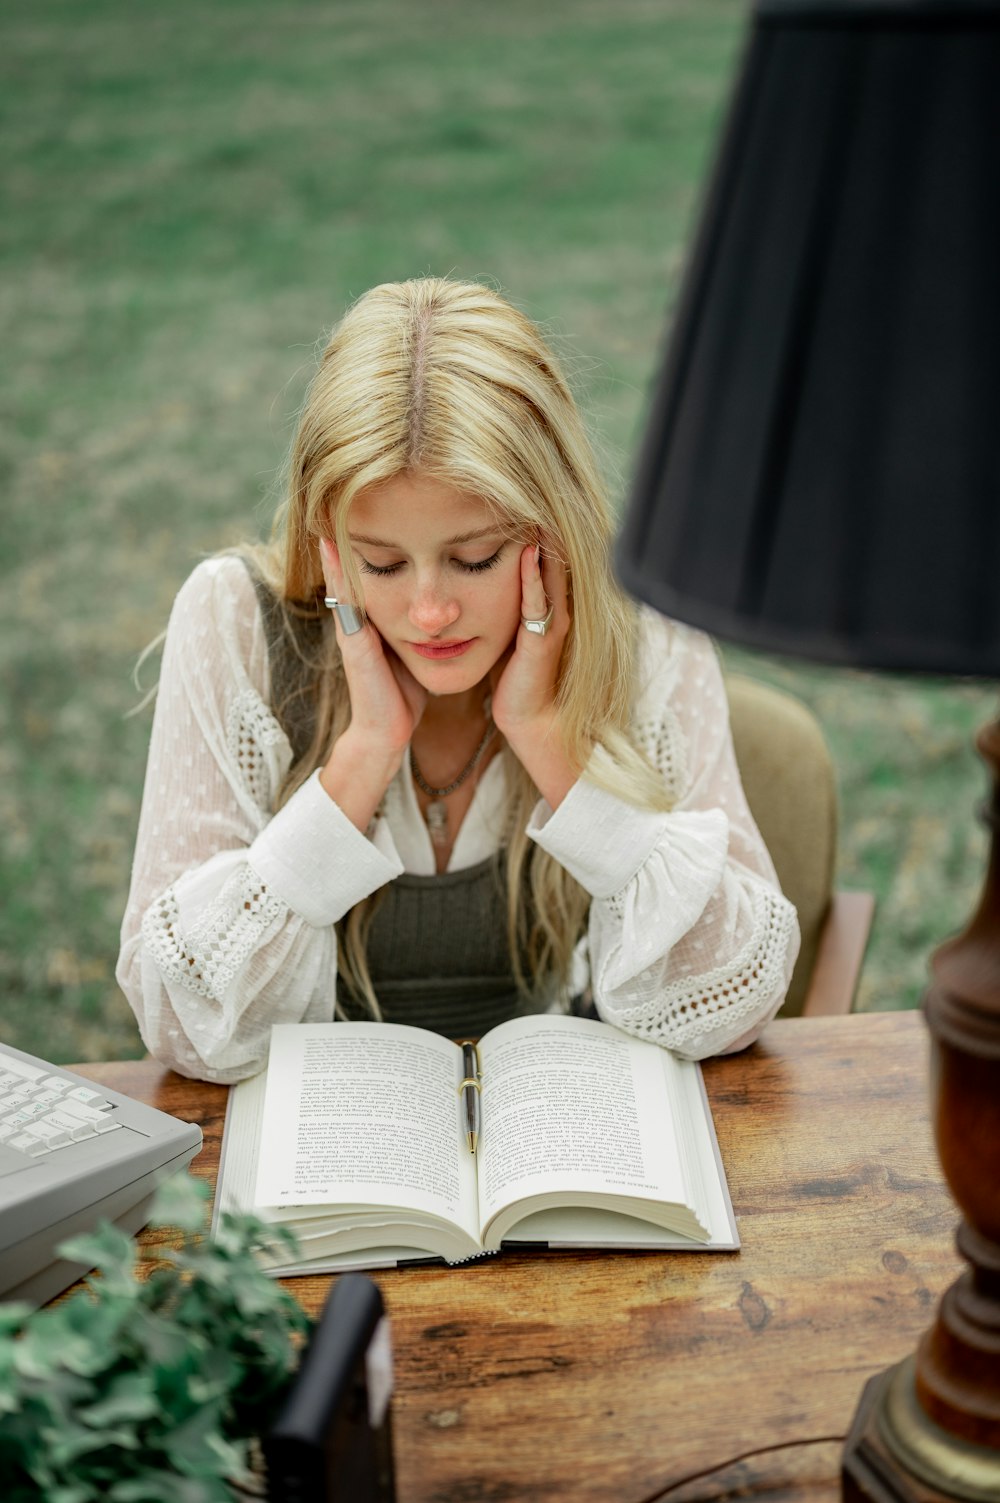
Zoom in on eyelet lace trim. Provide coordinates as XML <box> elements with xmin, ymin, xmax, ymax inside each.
<box><xmin>606</xmin><ymin>886</ymin><xmax>797</xmax><ymax>1050</ymax></box>
<box><xmin>141</xmin><ymin>867</ymin><xmax>284</xmax><ymax>1000</ymax></box>
<box><xmin>226</xmin><ymin>690</ymin><xmax>287</xmax><ymax>809</ymax></box>
<box><xmin>633</xmin><ymin>706</ymin><xmax>688</xmax><ymax>802</ymax></box>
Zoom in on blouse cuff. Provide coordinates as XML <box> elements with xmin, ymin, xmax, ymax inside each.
<box><xmin>247</xmin><ymin>769</ymin><xmax>403</xmax><ymax>927</ymax></box>
<box><xmin>527</xmin><ymin>774</ymin><xmax>729</xmax><ymax>901</ymax></box>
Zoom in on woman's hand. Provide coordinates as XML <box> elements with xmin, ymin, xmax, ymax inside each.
<box><xmin>317</xmin><ymin>538</ymin><xmax>427</xmax><ymax>828</ymax></box>
<box><xmin>491</xmin><ymin>542</ymin><xmax>578</xmax><ymax>809</ymax></box>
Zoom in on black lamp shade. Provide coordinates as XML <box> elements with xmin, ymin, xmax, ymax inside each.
<box><xmin>616</xmin><ymin>0</ymin><xmax>1000</xmax><ymax>675</ymax></box>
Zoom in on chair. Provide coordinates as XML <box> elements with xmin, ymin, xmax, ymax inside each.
<box><xmin>725</xmin><ymin>674</ymin><xmax>874</xmax><ymax>1018</ymax></box>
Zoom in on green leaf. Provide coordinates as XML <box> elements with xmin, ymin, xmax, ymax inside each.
<box><xmin>79</xmin><ymin>1371</ymin><xmax>159</xmax><ymax>1427</ymax></box>
<box><xmin>107</xmin><ymin>1482</ymin><xmax>175</xmax><ymax>1503</ymax></box>
<box><xmin>38</xmin><ymin>1420</ymin><xmax>141</xmax><ymax>1466</ymax></box>
<box><xmin>108</xmin><ymin>1474</ymin><xmax>224</xmax><ymax>1503</ymax></box>
<box><xmin>0</xmin><ymin>1302</ymin><xmax>32</xmax><ymax>1336</ymax></box>
<box><xmin>14</xmin><ymin>1316</ymin><xmax>116</xmax><ymax>1384</ymax></box>
<box><xmin>58</xmin><ymin>1221</ymin><xmax>138</xmax><ymax>1287</ymax></box>
<box><xmin>12</xmin><ymin>1320</ymin><xmax>82</xmax><ymax>1382</ymax></box>
<box><xmin>128</xmin><ymin>1305</ymin><xmax>197</xmax><ymax>1369</ymax></box>
<box><xmin>146</xmin><ymin>1173</ymin><xmax>211</xmax><ymax>1234</ymax></box>
<box><xmin>59</xmin><ymin>1300</ymin><xmax>137</xmax><ymax>1375</ymax></box>
<box><xmin>161</xmin><ymin>1401</ymin><xmax>235</xmax><ymax>1476</ymax></box>
<box><xmin>40</xmin><ymin>1486</ymin><xmax>93</xmax><ymax>1503</ymax></box>
<box><xmin>211</xmin><ymin>1209</ymin><xmax>300</xmax><ymax>1262</ymax></box>
<box><xmin>187</xmin><ymin>1345</ymin><xmax>240</xmax><ymax>1406</ymax></box>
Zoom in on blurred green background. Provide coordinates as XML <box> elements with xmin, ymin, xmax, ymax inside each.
<box><xmin>1</xmin><ymin>0</ymin><xmax>993</xmax><ymax>1064</ymax></box>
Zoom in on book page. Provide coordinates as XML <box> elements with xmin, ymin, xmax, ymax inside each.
<box><xmin>253</xmin><ymin>1023</ymin><xmax>479</xmax><ymax>1243</ymax></box>
<box><xmin>476</xmin><ymin>1015</ymin><xmax>692</xmax><ymax>1234</ymax></box>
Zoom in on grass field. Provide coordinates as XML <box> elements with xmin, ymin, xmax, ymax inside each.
<box><xmin>1</xmin><ymin>0</ymin><xmax>994</xmax><ymax>1064</ymax></box>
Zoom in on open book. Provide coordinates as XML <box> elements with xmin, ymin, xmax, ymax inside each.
<box><xmin>214</xmin><ymin>1014</ymin><xmax>739</xmax><ymax>1273</ymax></box>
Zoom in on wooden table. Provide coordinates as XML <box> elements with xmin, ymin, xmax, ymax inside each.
<box><xmin>76</xmin><ymin>1011</ymin><xmax>961</xmax><ymax>1503</ymax></box>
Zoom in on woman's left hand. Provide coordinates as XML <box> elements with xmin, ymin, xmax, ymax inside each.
<box><xmin>491</xmin><ymin>542</ymin><xmax>578</xmax><ymax>807</ymax></box>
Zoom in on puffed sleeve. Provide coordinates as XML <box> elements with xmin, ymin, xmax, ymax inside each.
<box><xmin>115</xmin><ymin>556</ymin><xmax>403</xmax><ymax>1082</ymax></box>
<box><xmin>528</xmin><ymin>610</ymin><xmax>800</xmax><ymax>1059</ymax></box>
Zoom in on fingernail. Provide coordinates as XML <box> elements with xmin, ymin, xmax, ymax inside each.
<box><xmin>533</xmin><ymin>544</ymin><xmax>541</xmax><ymax>568</ymax></box>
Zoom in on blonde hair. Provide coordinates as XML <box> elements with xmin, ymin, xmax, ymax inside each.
<box><xmin>249</xmin><ymin>278</ymin><xmax>671</xmax><ymax>1014</ymax></box>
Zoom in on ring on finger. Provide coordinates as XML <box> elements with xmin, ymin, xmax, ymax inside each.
<box><xmin>323</xmin><ymin>596</ymin><xmax>364</xmax><ymax>635</ymax></box>
<box><xmin>521</xmin><ymin>603</ymin><xmax>554</xmax><ymax>637</ymax></box>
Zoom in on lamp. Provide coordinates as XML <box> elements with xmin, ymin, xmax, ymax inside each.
<box><xmin>615</xmin><ymin>2</ymin><xmax>1000</xmax><ymax>1499</ymax></box>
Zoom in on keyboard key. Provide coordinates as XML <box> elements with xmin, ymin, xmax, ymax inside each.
<box><xmin>8</xmin><ymin>1132</ymin><xmax>50</xmax><ymax>1156</ymax></box>
<box><xmin>31</xmin><ymin>1089</ymin><xmax>64</xmax><ymax>1107</ymax></box>
<box><xmin>25</xmin><ymin>1120</ymin><xmax>71</xmax><ymax>1147</ymax></box>
<box><xmin>37</xmin><ymin>1076</ymin><xmax>72</xmax><ymax>1092</ymax></box>
<box><xmin>3</xmin><ymin>1110</ymin><xmax>35</xmax><ymax>1130</ymax></box>
<box><xmin>2</xmin><ymin>1056</ymin><xmax>46</xmax><ymax>1083</ymax></box>
<box><xmin>0</xmin><ymin>1122</ymin><xmax>16</xmax><ymax>1140</ymax></box>
<box><xmin>55</xmin><ymin>1098</ymin><xmax>105</xmax><ymax>1123</ymax></box>
<box><xmin>47</xmin><ymin>1109</ymin><xmax>97</xmax><ymax>1140</ymax></box>
<box><xmin>67</xmin><ymin>1087</ymin><xmax>105</xmax><ymax>1106</ymax></box>
<box><xmin>94</xmin><ymin>1118</ymin><xmax>122</xmax><ymax>1136</ymax></box>
<box><xmin>1</xmin><ymin>1093</ymin><xmax>32</xmax><ymax>1113</ymax></box>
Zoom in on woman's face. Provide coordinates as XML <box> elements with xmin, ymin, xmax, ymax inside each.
<box><xmin>344</xmin><ymin>471</ymin><xmax>525</xmax><ymax>696</ymax></box>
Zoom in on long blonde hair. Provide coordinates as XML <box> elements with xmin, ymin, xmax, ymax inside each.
<box><xmin>249</xmin><ymin>278</ymin><xmax>671</xmax><ymax>1014</ymax></box>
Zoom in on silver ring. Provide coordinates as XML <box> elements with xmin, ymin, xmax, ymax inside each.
<box><xmin>323</xmin><ymin>596</ymin><xmax>363</xmax><ymax>635</ymax></box>
<box><xmin>521</xmin><ymin>604</ymin><xmax>554</xmax><ymax>637</ymax></box>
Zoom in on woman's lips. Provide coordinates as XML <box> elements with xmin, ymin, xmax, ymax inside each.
<box><xmin>409</xmin><ymin>638</ymin><xmax>475</xmax><ymax>660</ymax></box>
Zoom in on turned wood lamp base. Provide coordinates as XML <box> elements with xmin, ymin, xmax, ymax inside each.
<box><xmin>844</xmin><ymin>1359</ymin><xmax>1000</xmax><ymax>1503</ymax></box>
<box><xmin>843</xmin><ymin>717</ymin><xmax>1000</xmax><ymax>1502</ymax></box>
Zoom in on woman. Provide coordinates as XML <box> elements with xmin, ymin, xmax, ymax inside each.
<box><xmin>117</xmin><ymin>277</ymin><xmax>799</xmax><ymax>1082</ymax></box>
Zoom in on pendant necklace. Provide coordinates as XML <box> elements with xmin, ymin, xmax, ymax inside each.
<box><xmin>411</xmin><ymin>716</ymin><xmax>497</xmax><ymax>850</ymax></box>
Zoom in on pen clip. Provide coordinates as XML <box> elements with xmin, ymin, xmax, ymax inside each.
<box><xmin>458</xmin><ymin>1040</ymin><xmax>481</xmax><ymax>1083</ymax></box>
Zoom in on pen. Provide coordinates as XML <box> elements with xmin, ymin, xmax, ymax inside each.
<box><xmin>458</xmin><ymin>1041</ymin><xmax>482</xmax><ymax>1155</ymax></box>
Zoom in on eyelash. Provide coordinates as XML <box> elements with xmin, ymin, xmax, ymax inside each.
<box><xmin>359</xmin><ymin>547</ymin><xmax>505</xmax><ymax>578</ymax></box>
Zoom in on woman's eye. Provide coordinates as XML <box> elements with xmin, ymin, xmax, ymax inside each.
<box><xmin>456</xmin><ymin>547</ymin><xmax>504</xmax><ymax>574</ymax></box>
<box><xmin>358</xmin><ymin>546</ymin><xmax>505</xmax><ymax>578</ymax></box>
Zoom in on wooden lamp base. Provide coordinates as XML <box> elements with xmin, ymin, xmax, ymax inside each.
<box><xmin>843</xmin><ymin>717</ymin><xmax>1000</xmax><ymax>1502</ymax></box>
<box><xmin>844</xmin><ymin>1358</ymin><xmax>1000</xmax><ymax>1502</ymax></box>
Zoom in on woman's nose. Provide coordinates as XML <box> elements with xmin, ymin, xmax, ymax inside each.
<box><xmin>408</xmin><ymin>581</ymin><xmax>461</xmax><ymax>636</ymax></box>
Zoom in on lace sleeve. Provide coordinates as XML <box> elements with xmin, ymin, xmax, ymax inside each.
<box><xmin>116</xmin><ymin>557</ymin><xmax>400</xmax><ymax>1082</ymax></box>
<box><xmin>531</xmin><ymin>611</ymin><xmax>800</xmax><ymax>1059</ymax></box>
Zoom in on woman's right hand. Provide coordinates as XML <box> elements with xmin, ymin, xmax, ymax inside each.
<box><xmin>317</xmin><ymin>538</ymin><xmax>427</xmax><ymax>828</ymax></box>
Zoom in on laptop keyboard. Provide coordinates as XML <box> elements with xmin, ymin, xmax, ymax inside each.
<box><xmin>0</xmin><ymin>1051</ymin><xmax>122</xmax><ymax>1167</ymax></box>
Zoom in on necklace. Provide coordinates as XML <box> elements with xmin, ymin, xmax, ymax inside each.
<box><xmin>411</xmin><ymin>718</ymin><xmax>497</xmax><ymax>849</ymax></box>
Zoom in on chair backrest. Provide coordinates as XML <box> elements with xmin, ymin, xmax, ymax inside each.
<box><xmin>725</xmin><ymin>675</ymin><xmax>837</xmax><ymax>1017</ymax></box>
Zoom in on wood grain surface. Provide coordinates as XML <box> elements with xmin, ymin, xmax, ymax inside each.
<box><xmin>75</xmin><ymin>1011</ymin><xmax>961</xmax><ymax>1503</ymax></box>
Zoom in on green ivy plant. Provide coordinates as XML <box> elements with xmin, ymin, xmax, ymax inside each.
<box><xmin>0</xmin><ymin>1174</ymin><xmax>311</xmax><ymax>1503</ymax></box>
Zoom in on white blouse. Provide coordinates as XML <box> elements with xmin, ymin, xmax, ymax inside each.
<box><xmin>116</xmin><ymin>556</ymin><xmax>800</xmax><ymax>1082</ymax></box>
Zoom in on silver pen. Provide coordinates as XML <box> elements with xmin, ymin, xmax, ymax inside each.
<box><xmin>458</xmin><ymin>1041</ymin><xmax>482</xmax><ymax>1155</ymax></box>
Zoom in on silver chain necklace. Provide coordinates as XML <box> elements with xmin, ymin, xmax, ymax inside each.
<box><xmin>411</xmin><ymin>718</ymin><xmax>496</xmax><ymax>849</ymax></box>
